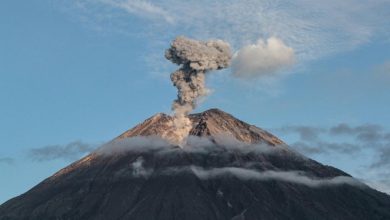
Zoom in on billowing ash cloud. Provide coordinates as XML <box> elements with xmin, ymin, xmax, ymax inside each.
<box><xmin>165</xmin><ymin>36</ymin><xmax>232</xmax><ymax>146</ymax></box>
<box><xmin>232</xmin><ymin>37</ymin><xmax>295</xmax><ymax>79</ymax></box>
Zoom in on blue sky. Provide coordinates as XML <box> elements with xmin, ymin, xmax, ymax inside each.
<box><xmin>1</xmin><ymin>0</ymin><xmax>390</xmax><ymax>204</ymax></box>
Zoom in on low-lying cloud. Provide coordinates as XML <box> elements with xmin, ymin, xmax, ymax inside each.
<box><xmin>29</xmin><ymin>141</ymin><xmax>98</xmax><ymax>162</ymax></box>
<box><xmin>290</xmin><ymin>141</ymin><xmax>359</xmax><ymax>155</ymax></box>
<box><xmin>130</xmin><ymin>156</ymin><xmax>152</xmax><ymax>177</ymax></box>
<box><xmin>0</xmin><ymin>157</ymin><xmax>14</xmax><ymax>165</ymax></box>
<box><xmin>274</xmin><ymin>122</ymin><xmax>390</xmax><ymax>195</ymax></box>
<box><xmin>190</xmin><ymin>166</ymin><xmax>363</xmax><ymax>188</ymax></box>
<box><xmin>329</xmin><ymin>123</ymin><xmax>383</xmax><ymax>142</ymax></box>
<box><xmin>231</xmin><ymin>37</ymin><xmax>295</xmax><ymax>79</ymax></box>
<box><xmin>118</xmin><ymin>163</ymin><xmax>363</xmax><ymax>188</ymax></box>
<box><xmin>371</xmin><ymin>147</ymin><xmax>390</xmax><ymax>169</ymax></box>
<box><xmin>96</xmin><ymin>136</ymin><xmax>171</xmax><ymax>155</ymax></box>
<box><xmin>275</xmin><ymin>123</ymin><xmax>390</xmax><ymax>156</ymax></box>
<box><xmin>95</xmin><ymin>135</ymin><xmax>284</xmax><ymax>156</ymax></box>
<box><xmin>94</xmin><ymin>135</ymin><xmax>363</xmax><ymax>188</ymax></box>
<box><xmin>278</xmin><ymin>125</ymin><xmax>324</xmax><ymax>141</ymax></box>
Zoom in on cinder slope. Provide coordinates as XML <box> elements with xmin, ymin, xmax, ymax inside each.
<box><xmin>119</xmin><ymin>109</ymin><xmax>284</xmax><ymax>146</ymax></box>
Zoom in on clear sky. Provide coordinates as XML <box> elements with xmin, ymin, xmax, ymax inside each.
<box><xmin>1</xmin><ymin>0</ymin><xmax>390</xmax><ymax>204</ymax></box>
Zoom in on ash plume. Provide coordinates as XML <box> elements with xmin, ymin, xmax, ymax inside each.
<box><xmin>165</xmin><ymin>36</ymin><xmax>232</xmax><ymax>146</ymax></box>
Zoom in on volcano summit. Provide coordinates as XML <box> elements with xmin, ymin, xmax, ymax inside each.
<box><xmin>0</xmin><ymin>109</ymin><xmax>390</xmax><ymax>220</ymax></box>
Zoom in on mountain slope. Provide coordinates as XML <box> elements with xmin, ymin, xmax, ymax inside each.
<box><xmin>118</xmin><ymin>109</ymin><xmax>284</xmax><ymax>146</ymax></box>
<box><xmin>1</xmin><ymin>109</ymin><xmax>389</xmax><ymax>220</ymax></box>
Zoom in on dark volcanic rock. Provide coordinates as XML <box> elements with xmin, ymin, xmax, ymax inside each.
<box><xmin>1</xmin><ymin>109</ymin><xmax>390</xmax><ymax>220</ymax></box>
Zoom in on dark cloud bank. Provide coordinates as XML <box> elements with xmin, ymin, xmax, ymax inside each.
<box><xmin>274</xmin><ymin>123</ymin><xmax>390</xmax><ymax>158</ymax></box>
<box><xmin>274</xmin><ymin>122</ymin><xmax>390</xmax><ymax>194</ymax></box>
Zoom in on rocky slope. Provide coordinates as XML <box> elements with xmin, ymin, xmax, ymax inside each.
<box><xmin>1</xmin><ymin>109</ymin><xmax>389</xmax><ymax>220</ymax></box>
<box><xmin>118</xmin><ymin>109</ymin><xmax>284</xmax><ymax>146</ymax></box>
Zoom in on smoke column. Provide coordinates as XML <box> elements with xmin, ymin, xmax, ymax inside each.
<box><xmin>165</xmin><ymin>36</ymin><xmax>232</xmax><ymax>146</ymax></box>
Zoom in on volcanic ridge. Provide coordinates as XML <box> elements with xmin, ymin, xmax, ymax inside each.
<box><xmin>1</xmin><ymin>109</ymin><xmax>390</xmax><ymax>220</ymax></box>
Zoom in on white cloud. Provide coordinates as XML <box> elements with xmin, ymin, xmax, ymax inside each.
<box><xmin>188</xmin><ymin>166</ymin><xmax>364</xmax><ymax>188</ymax></box>
<box><xmin>63</xmin><ymin>0</ymin><xmax>390</xmax><ymax>65</ymax></box>
<box><xmin>130</xmin><ymin>156</ymin><xmax>152</xmax><ymax>177</ymax></box>
<box><xmin>231</xmin><ymin>37</ymin><xmax>295</xmax><ymax>79</ymax></box>
<box><xmin>84</xmin><ymin>136</ymin><xmax>363</xmax><ymax>189</ymax></box>
<box><xmin>114</xmin><ymin>162</ymin><xmax>364</xmax><ymax>189</ymax></box>
<box><xmin>99</xmin><ymin>0</ymin><xmax>174</xmax><ymax>24</ymax></box>
<box><xmin>95</xmin><ymin>135</ymin><xmax>283</xmax><ymax>155</ymax></box>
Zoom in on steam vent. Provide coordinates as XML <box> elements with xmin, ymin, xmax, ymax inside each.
<box><xmin>1</xmin><ymin>109</ymin><xmax>390</xmax><ymax>220</ymax></box>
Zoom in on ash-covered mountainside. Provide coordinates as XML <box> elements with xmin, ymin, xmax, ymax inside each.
<box><xmin>1</xmin><ymin>109</ymin><xmax>390</xmax><ymax>220</ymax></box>
<box><xmin>118</xmin><ymin>108</ymin><xmax>283</xmax><ymax>146</ymax></box>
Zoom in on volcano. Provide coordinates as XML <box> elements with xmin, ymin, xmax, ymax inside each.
<box><xmin>1</xmin><ymin>109</ymin><xmax>389</xmax><ymax>220</ymax></box>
